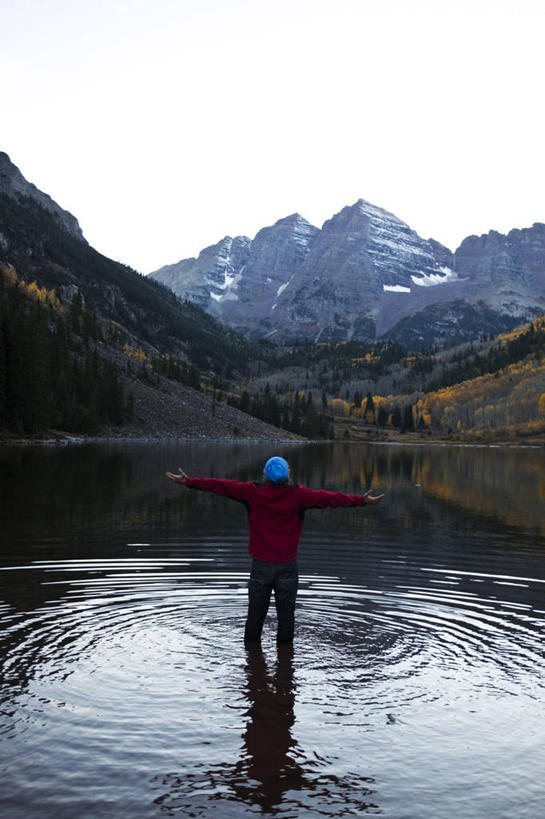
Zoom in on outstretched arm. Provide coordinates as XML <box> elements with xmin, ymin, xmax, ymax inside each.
<box><xmin>165</xmin><ymin>469</ymin><xmax>254</xmax><ymax>501</ymax></box>
<box><xmin>166</xmin><ymin>467</ymin><xmax>188</xmax><ymax>485</ymax></box>
<box><xmin>296</xmin><ymin>485</ymin><xmax>384</xmax><ymax>509</ymax></box>
<box><xmin>362</xmin><ymin>490</ymin><xmax>384</xmax><ymax>505</ymax></box>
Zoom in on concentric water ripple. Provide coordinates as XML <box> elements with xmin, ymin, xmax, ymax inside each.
<box><xmin>4</xmin><ymin>440</ymin><xmax>545</xmax><ymax>817</ymax></box>
<box><xmin>2</xmin><ymin>555</ymin><xmax>544</xmax><ymax>713</ymax></box>
<box><xmin>3</xmin><ymin>552</ymin><xmax>545</xmax><ymax>817</ymax></box>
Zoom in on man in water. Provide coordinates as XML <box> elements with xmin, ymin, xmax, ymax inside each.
<box><xmin>166</xmin><ymin>456</ymin><xmax>384</xmax><ymax>644</ymax></box>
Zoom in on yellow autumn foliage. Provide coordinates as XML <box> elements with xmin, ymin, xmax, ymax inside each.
<box><xmin>0</xmin><ymin>263</ymin><xmax>18</xmax><ymax>284</ymax></box>
<box><xmin>414</xmin><ymin>356</ymin><xmax>545</xmax><ymax>433</ymax></box>
<box><xmin>123</xmin><ymin>343</ymin><xmax>147</xmax><ymax>362</ymax></box>
<box><xmin>1</xmin><ymin>266</ymin><xmax>64</xmax><ymax>312</ymax></box>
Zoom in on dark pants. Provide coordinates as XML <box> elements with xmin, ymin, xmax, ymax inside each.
<box><xmin>244</xmin><ymin>559</ymin><xmax>299</xmax><ymax>644</ymax></box>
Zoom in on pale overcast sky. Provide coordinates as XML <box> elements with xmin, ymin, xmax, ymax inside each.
<box><xmin>2</xmin><ymin>0</ymin><xmax>544</xmax><ymax>272</ymax></box>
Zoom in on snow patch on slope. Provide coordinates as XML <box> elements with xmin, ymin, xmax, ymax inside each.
<box><xmin>276</xmin><ymin>274</ymin><xmax>294</xmax><ymax>297</ymax></box>
<box><xmin>411</xmin><ymin>267</ymin><xmax>458</xmax><ymax>287</ymax></box>
<box><xmin>210</xmin><ymin>266</ymin><xmax>245</xmax><ymax>302</ymax></box>
<box><xmin>383</xmin><ymin>284</ymin><xmax>411</xmax><ymax>293</ymax></box>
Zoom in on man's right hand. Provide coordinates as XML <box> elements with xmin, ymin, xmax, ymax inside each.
<box><xmin>166</xmin><ymin>467</ymin><xmax>189</xmax><ymax>485</ymax></box>
<box><xmin>363</xmin><ymin>489</ymin><xmax>384</xmax><ymax>504</ymax></box>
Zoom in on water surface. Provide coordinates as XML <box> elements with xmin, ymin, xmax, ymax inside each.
<box><xmin>1</xmin><ymin>441</ymin><xmax>545</xmax><ymax>817</ymax></box>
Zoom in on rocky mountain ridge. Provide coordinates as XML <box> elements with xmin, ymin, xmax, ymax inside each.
<box><xmin>151</xmin><ymin>201</ymin><xmax>545</xmax><ymax>348</ymax></box>
<box><xmin>2</xmin><ymin>150</ymin><xmax>544</xmax><ymax>351</ymax></box>
<box><xmin>0</xmin><ymin>152</ymin><xmax>261</xmax><ymax>379</ymax></box>
<box><xmin>0</xmin><ymin>152</ymin><xmax>85</xmax><ymax>243</ymax></box>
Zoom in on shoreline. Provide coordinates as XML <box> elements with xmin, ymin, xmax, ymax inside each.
<box><xmin>5</xmin><ymin>364</ymin><xmax>543</xmax><ymax>449</ymax></box>
<box><xmin>2</xmin><ymin>431</ymin><xmax>544</xmax><ymax>449</ymax></box>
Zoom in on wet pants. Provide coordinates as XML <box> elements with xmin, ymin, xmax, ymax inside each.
<box><xmin>244</xmin><ymin>559</ymin><xmax>298</xmax><ymax>644</ymax></box>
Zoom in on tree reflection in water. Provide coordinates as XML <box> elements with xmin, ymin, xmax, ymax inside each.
<box><xmin>152</xmin><ymin>645</ymin><xmax>379</xmax><ymax>816</ymax></box>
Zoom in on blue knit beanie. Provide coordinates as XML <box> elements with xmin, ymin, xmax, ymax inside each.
<box><xmin>264</xmin><ymin>456</ymin><xmax>289</xmax><ymax>483</ymax></box>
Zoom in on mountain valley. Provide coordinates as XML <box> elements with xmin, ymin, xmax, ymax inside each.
<box><xmin>2</xmin><ymin>150</ymin><xmax>545</xmax><ymax>444</ymax></box>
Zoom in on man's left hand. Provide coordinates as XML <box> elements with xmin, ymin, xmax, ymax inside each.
<box><xmin>166</xmin><ymin>467</ymin><xmax>189</xmax><ymax>485</ymax></box>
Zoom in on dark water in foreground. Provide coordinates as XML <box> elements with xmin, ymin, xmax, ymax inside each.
<box><xmin>1</xmin><ymin>441</ymin><xmax>545</xmax><ymax>818</ymax></box>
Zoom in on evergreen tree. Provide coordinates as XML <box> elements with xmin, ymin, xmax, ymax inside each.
<box><xmin>392</xmin><ymin>405</ymin><xmax>402</xmax><ymax>428</ymax></box>
<box><xmin>291</xmin><ymin>392</ymin><xmax>301</xmax><ymax>434</ymax></box>
<box><xmin>69</xmin><ymin>290</ymin><xmax>83</xmax><ymax>334</ymax></box>
<box><xmin>377</xmin><ymin>405</ymin><xmax>388</xmax><ymax>427</ymax></box>
<box><xmin>240</xmin><ymin>390</ymin><xmax>251</xmax><ymax>414</ymax></box>
<box><xmin>0</xmin><ymin>314</ymin><xmax>6</xmax><ymax>424</ymax></box>
<box><xmin>402</xmin><ymin>404</ymin><xmax>415</xmax><ymax>433</ymax></box>
<box><xmin>126</xmin><ymin>389</ymin><xmax>135</xmax><ymax>421</ymax></box>
<box><xmin>364</xmin><ymin>391</ymin><xmax>375</xmax><ymax>421</ymax></box>
<box><xmin>321</xmin><ymin>389</ymin><xmax>328</xmax><ymax>411</ymax></box>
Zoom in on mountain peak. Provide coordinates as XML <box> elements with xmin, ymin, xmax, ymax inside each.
<box><xmin>0</xmin><ymin>152</ymin><xmax>85</xmax><ymax>242</ymax></box>
<box><xmin>272</xmin><ymin>212</ymin><xmax>316</xmax><ymax>230</ymax></box>
<box><xmin>353</xmin><ymin>198</ymin><xmax>408</xmax><ymax>226</ymax></box>
<box><xmin>319</xmin><ymin>199</ymin><xmax>408</xmax><ymax>233</ymax></box>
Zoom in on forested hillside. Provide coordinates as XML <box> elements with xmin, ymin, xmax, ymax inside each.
<box><xmin>0</xmin><ymin>192</ymin><xmax>287</xmax><ymax>438</ymax></box>
<box><xmin>414</xmin><ymin>320</ymin><xmax>545</xmax><ymax>438</ymax></box>
<box><xmin>0</xmin><ymin>193</ymin><xmax>255</xmax><ymax>376</ymax></box>
<box><xmin>328</xmin><ymin>319</ymin><xmax>545</xmax><ymax>441</ymax></box>
<box><xmin>239</xmin><ymin>319</ymin><xmax>545</xmax><ymax>442</ymax></box>
<box><xmin>0</xmin><ymin>262</ymin><xmax>297</xmax><ymax>440</ymax></box>
<box><xmin>0</xmin><ymin>265</ymin><xmax>132</xmax><ymax>434</ymax></box>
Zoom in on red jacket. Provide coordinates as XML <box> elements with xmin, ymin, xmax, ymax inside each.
<box><xmin>185</xmin><ymin>478</ymin><xmax>368</xmax><ymax>563</ymax></box>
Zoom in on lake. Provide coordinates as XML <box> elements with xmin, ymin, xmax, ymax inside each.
<box><xmin>1</xmin><ymin>440</ymin><xmax>545</xmax><ymax>818</ymax></box>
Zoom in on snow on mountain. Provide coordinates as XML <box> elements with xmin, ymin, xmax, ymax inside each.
<box><xmin>151</xmin><ymin>213</ymin><xmax>320</xmax><ymax>329</ymax></box>
<box><xmin>150</xmin><ymin>201</ymin><xmax>545</xmax><ymax>346</ymax></box>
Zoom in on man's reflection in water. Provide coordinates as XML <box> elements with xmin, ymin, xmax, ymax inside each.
<box><xmin>231</xmin><ymin>643</ymin><xmax>303</xmax><ymax>811</ymax></box>
<box><xmin>153</xmin><ymin>645</ymin><xmax>379</xmax><ymax>816</ymax></box>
